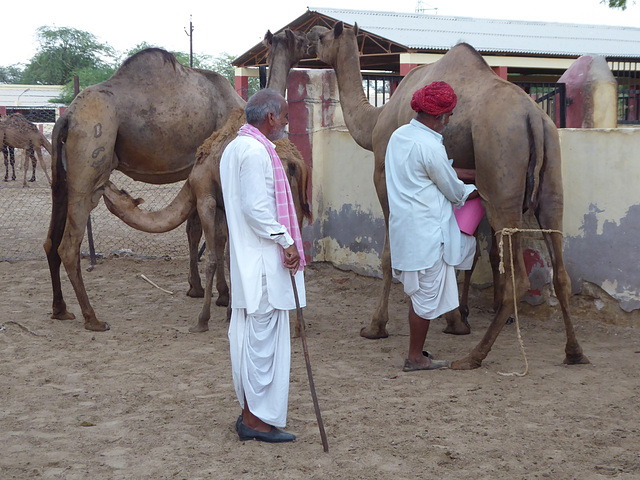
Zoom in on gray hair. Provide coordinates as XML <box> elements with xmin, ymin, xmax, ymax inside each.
<box><xmin>245</xmin><ymin>88</ymin><xmax>284</xmax><ymax>125</ymax></box>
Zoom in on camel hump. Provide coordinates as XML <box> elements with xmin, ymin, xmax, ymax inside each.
<box><xmin>118</xmin><ymin>48</ymin><xmax>180</xmax><ymax>73</ymax></box>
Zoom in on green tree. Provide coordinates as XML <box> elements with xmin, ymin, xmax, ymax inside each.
<box><xmin>602</xmin><ymin>0</ymin><xmax>634</xmax><ymax>8</ymax></box>
<box><xmin>0</xmin><ymin>65</ymin><xmax>24</xmax><ymax>83</ymax></box>
<box><xmin>21</xmin><ymin>26</ymin><xmax>115</xmax><ymax>85</ymax></box>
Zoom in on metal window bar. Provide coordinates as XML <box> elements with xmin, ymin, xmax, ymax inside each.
<box><xmin>362</xmin><ymin>75</ymin><xmax>401</xmax><ymax>106</ymax></box>
<box><xmin>514</xmin><ymin>82</ymin><xmax>566</xmax><ymax>128</ymax></box>
<box><xmin>608</xmin><ymin>59</ymin><xmax>640</xmax><ymax>124</ymax></box>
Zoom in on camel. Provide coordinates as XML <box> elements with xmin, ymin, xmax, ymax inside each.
<box><xmin>0</xmin><ymin>114</ymin><xmax>52</xmax><ymax>187</ymax></box>
<box><xmin>103</xmin><ymin>107</ymin><xmax>311</xmax><ymax>333</ymax></box>
<box><xmin>45</xmin><ymin>30</ymin><xmax>310</xmax><ymax>332</ymax></box>
<box><xmin>307</xmin><ymin>23</ymin><xmax>589</xmax><ymax>369</ymax></box>
<box><xmin>103</xmin><ymin>31</ymin><xmax>312</xmax><ymax>333</ymax></box>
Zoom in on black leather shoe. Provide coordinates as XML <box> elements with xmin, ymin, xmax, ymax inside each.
<box><xmin>237</xmin><ymin>422</ymin><xmax>296</xmax><ymax>443</ymax></box>
<box><xmin>235</xmin><ymin>415</ymin><xmax>243</xmax><ymax>433</ymax></box>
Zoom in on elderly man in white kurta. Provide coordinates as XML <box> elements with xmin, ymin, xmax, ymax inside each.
<box><xmin>220</xmin><ymin>88</ymin><xmax>305</xmax><ymax>443</ymax></box>
<box><xmin>386</xmin><ymin>81</ymin><xmax>478</xmax><ymax>372</ymax></box>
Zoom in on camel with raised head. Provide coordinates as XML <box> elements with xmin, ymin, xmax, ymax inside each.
<box><xmin>103</xmin><ymin>30</ymin><xmax>311</xmax><ymax>333</ymax></box>
<box><xmin>307</xmin><ymin>23</ymin><xmax>589</xmax><ymax>369</ymax></box>
<box><xmin>45</xmin><ymin>30</ymin><xmax>310</xmax><ymax>332</ymax></box>
<box><xmin>104</xmin><ymin>107</ymin><xmax>311</xmax><ymax>332</ymax></box>
<box><xmin>1</xmin><ymin>114</ymin><xmax>52</xmax><ymax>187</ymax></box>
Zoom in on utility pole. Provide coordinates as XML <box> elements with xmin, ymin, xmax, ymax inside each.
<box><xmin>184</xmin><ymin>15</ymin><xmax>194</xmax><ymax>67</ymax></box>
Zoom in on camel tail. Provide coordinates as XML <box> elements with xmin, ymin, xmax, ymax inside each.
<box><xmin>524</xmin><ymin>111</ymin><xmax>546</xmax><ymax>211</ymax></box>
<box><xmin>296</xmin><ymin>159</ymin><xmax>313</xmax><ymax>225</ymax></box>
<box><xmin>103</xmin><ymin>180</ymin><xmax>196</xmax><ymax>233</ymax></box>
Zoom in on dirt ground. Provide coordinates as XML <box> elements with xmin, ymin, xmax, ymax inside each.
<box><xmin>1</xmin><ymin>256</ymin><xmax>639</xmax><ymax>480</ymax></box>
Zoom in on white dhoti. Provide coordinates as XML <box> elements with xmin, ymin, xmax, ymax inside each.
<box><xmin>394</xmin><ymin>233</ymin><xmax>476</xmax><ymax>320</ymax></box>
<box><xmin>228</xmin><ymin>276</ymin><xmax>291</xmax><ymax>428</ymax></box>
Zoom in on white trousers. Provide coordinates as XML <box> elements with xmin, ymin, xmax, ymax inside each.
<box><xmin>394</xmin><ymin>234</ymin><xmax>476</xmax><ymax>320</ymax></box>
<box><xmin>228</xmin><ymin>276</ymin><xmax>291</xmax><ymax>428</ymax></box>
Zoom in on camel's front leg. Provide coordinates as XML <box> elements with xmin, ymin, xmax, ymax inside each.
<box><xmin>189</xmin><ymin>196</ymin><xmax>218</xmax><ymax>333</ymax></box>
<box><xmin>185</xmin><ymin>212</ymin><xmax>205</xmax><ymax>298</ymax></box>
<box><xmin>213</xmin><ymin>206</ymin><xmax>229</xmax><ymax>308</ymax></box>
<box><xmin>361</xmin><ymin>230</ymin><xmax>391</xmax><ymax>339</ymax></box>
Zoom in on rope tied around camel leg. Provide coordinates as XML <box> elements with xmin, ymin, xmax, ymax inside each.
<box><xmin>495</xmin><ymin>227</ymin><xmax>563</xmax><ymax>377</ymax></box>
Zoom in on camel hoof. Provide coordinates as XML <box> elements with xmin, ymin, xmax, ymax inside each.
<box><xmin>51</xmin><ymin>311</ymin><xmax>76</xmax><ymax>321</ymax></box>
<box><xmin>450</xmin><ymin>356</ymin><xmax>482</xmax><ymax>370</ymax></box>
<box><xmin>189</xmin><ymin>323</ymin><xmax>209</xmax><ymax>333</ymax></box>
<box><xmin>359</xmin><ymin>326</ymin><xmax>389</xmax><ymax>340</ymax></box>
<box><xmin>564</xmin><ymin>353</ymin><xmax>590</xmax><ymax>365</ymax></box>
<box><xmin>186</xmin><ymin>287</ymin><xmax>205</xmax><ymax>298</ymax></box>
<box><xmin>442</xmin><ymin>322</ymin><xmax>471</xmax><ymax>335</ymax></box>
<box><xmin>84</xmin><ymin>321</ymin><xmax>110</xmax><ymax>332</ymax></box>
<box><xmin>215</xmin><ymin>295</ymin><xmax>229</xmax><ymax>307</ymax></box>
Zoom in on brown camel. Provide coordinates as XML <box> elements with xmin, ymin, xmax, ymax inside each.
<box><xmin>0</xmin><ymin>114</ymin><xmax>52</xmax><ymax>187</ymax></box>
<box><xmin>307</xmin><ymin>23</ymin><xmax>589</xmax><ymax>369</ymax></box>
<box><xmin>103</xmin><ymin>107</ymin><xmax>311</xmax><ymax>333</ymax></box>
<box><xmin>103</xmin><ymin>30</ymin><xmax>312</xmax><ymax>333</ymax></box>
<box><xmin>45</xmin><ymin>30</ymin><xmax>310</xmax><ymax>332</ymax></box>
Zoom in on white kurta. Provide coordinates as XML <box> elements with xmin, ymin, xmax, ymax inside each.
<box><xmin>220</xmin><ymin>134</ymin><xmax>306</xmax><ymax>427</ymax></box>
<box><xmin>385</xmin><ymin>119</ymin><xmax>476</xmax><ymax>271</ymax></box>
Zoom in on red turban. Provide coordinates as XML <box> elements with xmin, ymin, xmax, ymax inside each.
<box><xmin>410</xmin><ymin>81</ymin><xmax>457</xmax><ymax>115</ymax></box>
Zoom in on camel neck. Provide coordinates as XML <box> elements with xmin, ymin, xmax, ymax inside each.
<box><xmin>333</xmin><ymin>45</ymin><xmax>381</xmax><ymax>152</ymax></box>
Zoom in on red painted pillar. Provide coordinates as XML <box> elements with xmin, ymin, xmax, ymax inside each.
<box><xmin>492</xmin><ymin>66</ymin><xmax>508</xmax><ymax>80</ymax></box>
<box><xmin>234</xmin><ymin>75</ymin><xmax>249</xmax><ymax>101</ymax></box>
<box><xmin>0</xmin><ymin>106</ymin><xmax>5</xmax><ymax>116</ymax></box>
<box><xmin>400</xmin><ymin>63</ymin><xmax>418</xmax><ymax>76</ymax></box>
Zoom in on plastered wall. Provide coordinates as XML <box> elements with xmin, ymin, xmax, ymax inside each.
<box><xmin>290</xmin><ymin>70</ymin><xmax>640</xmax><ymax>313</ymax></box>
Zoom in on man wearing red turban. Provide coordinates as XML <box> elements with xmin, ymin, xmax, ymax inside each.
<box><xmin>385</xmin><ymin>81</ymin><xmax>478</xmax><ymax>372</ymax></box>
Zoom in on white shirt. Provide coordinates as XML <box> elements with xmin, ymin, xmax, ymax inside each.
<box><xmin>385</xmin><ymin>119</ymin><xmax>476</xmax><ymax>271</ymax></box>
<box><xmin>220</xmin><ymin>135</ymin><xmax>305</xmax><ymax>314</ymax></box>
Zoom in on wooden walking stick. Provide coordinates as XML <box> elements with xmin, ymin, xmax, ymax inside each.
<box><xmin>290</xmin><ymin>274</ymin><xmax>329</xmax><ymax>452</ymax></box>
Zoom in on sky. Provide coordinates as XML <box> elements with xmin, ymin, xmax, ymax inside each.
<box><xmin>2</xmin><ymin>0</ymin><xmax>639</xmax><ymax>67</ymax></box>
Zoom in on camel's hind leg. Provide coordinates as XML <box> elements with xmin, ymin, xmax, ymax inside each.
<box><xmin>55</xmin><ymin>118</ymin><xmax>115</xmax><ymax>331</ymax></box>
<box><xmin>35</xmin><ymin>147</ymin><xmax>51</xmax><ymax>186</ymax></box>
<box><xmin>44</xmin><ymin>142</ymin><xmax>75</xmax><ymax>321</ymax></box>
<box><xmin>452</xmin><ymin>226</ymin><xmax>530</xmax><ymax>370</ymax></box>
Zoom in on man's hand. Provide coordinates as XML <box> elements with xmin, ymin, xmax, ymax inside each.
<box><xmin>283</xmin><ymin>244</ymin><xmax>301</xmax><ymax>275</ymax></box>
<box><xmin>454</xmin><ymin>167</ymin><xmax>476</xmax><ymax>184</ymax></box>
<box><xmin>467</xmin><ymin>189</ymin><xmax>480</xmax><ymax>200</ymax></box>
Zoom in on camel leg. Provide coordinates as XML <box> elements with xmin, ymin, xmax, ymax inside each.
<box><xmin>213</xmin><ymin>206</ymin><xmax>229</xmax><ymax>307</ymax></box>
<box><xmin>3</xmin><ymin>145</ymin><xmax>16</xmax><ymax>181</ymax></box>
<box><xmin>488</xmin><ymin>228</ymin><xmax>504</xmax><ymax>312</ymax></box>
<box><xmin>185</xmin><ymin>212</ymin><xmax>205</xmax><ymax>298</ymax></box>
<box><xmin>59</xmin><ymin>184</ymin><xmax>110</xmax><ymax>331</ymax></box>
<box><xmin>189</xmin><ymin>196</ymin><xmax>218</xmax><ymax>333</ymax></box>
<box><xmin>35</xmin><ymin>148</ymin><xmax>52</xmax><ymax>186</ymax></box>
<box><xmin>22</xmin><ymin>150</ymin><xmax>33</xmax><ymax>188</ymax></box>
<box><xmin>361</xmin><ymin>166</ymin><xmax>390</xmax><ymax>339</ymax></box>
<box><xmin>29</xmin><ymin>149</ymin><xmax>37</xmax><ymax>182</ymax></box>
<box><xmin>451</xmin><ymin>231</ymin><xmax>530</xmax><ymax>370</ymax></box>
<box><xmin>443</xmin><ymin>237</ymin><xmax>478</xmax><ymax>335</ymax></box>
<box><xmin>44</xmin><ymin>149</ymin><xmax>75</xmax><ymax>321</ymax></box>
<box><xmin>361</xmin><ymin>229</ymin><xmax>391</xmax><ymax>339</ymax></box>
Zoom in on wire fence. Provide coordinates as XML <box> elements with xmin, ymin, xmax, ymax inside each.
<box><xmin>1</xmin><ymin>114</ymin><xmax>193</xmax><ymax>261</ymax></box>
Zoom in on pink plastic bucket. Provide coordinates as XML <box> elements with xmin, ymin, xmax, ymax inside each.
<box><xmin>454</xmin><ymin>197</ymin><xmax>485</xmax><ymax>235</ymax></box>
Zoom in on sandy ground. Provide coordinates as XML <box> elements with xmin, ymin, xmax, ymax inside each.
<box><xmin>1</xmin><ymin>256</ymin><xmax>640</xmax><ymax>480</ymax></box>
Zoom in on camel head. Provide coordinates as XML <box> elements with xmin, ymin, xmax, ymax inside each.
<box><xmin>307</xmin><ymin>22</ymin><xmax>360</xmax><ymax>67</ymax></box>
<box><xmin>264</xmin><ymin>29</ymin><xmax>310</xmax><ymax>68</ymax></box>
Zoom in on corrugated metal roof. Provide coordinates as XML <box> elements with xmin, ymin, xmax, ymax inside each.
<box><xmin>0</xmin><ymin>85</ymin><xmax>64</xmax><ymax>108</ymax></box>
<box><xmin>310</xmin><ymin>7</ymin><xmax>640</xmax><ymax>58</ymax></box>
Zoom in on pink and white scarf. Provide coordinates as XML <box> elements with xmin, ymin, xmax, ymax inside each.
<box><xmin>238</xmin><ymin>123</ymin><xmax>306</xmax><ymax>270</ymax></box>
